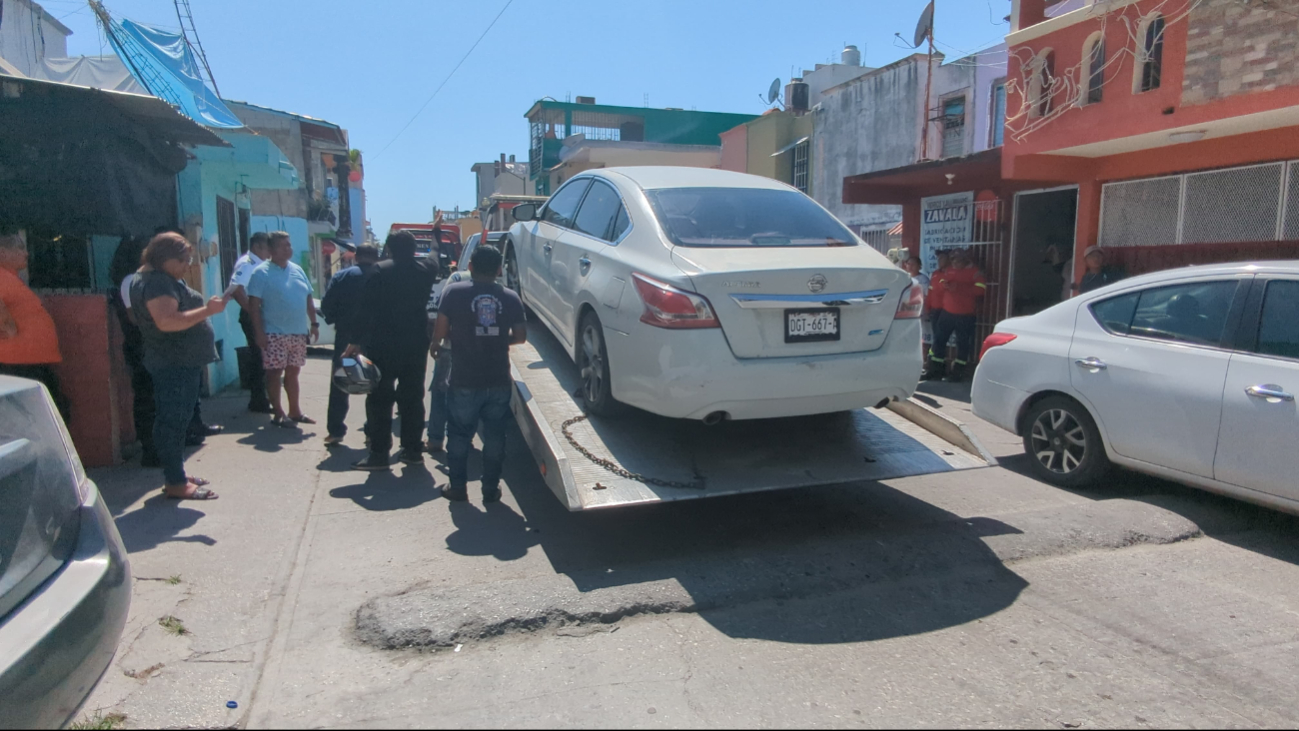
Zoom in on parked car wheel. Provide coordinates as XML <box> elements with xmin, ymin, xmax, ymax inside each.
<box><xmin>503</xmin><ymin>239</ymin><xmax>521</xmax><ymax>295</ymax></box>
<box><xmin>578</xmin><ymin>311</ymin><xmax>617</xmax><ymax>416</ymax></box>
<box><xmin>1021</xmin><ymin>396</ymin><xmax>1110</xmax><ymax>487</ymax></box>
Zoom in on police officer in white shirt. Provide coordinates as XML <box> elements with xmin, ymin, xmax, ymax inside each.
<box><xmin>228</xmin><ymin>232</ymin><xmax>274</xmax><ymax>412</ymax></box>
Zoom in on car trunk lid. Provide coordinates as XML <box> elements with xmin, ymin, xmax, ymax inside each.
<box><xmin>671</xmin><ymin>247</ymin><xmax>910</xmax><ymax>359</ymax></box>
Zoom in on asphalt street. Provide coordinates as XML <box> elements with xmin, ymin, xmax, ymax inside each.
<box><xmin>75</xmin><ymin>353</ymin><xmax>1299</xmax><ymax>729</ymax></box>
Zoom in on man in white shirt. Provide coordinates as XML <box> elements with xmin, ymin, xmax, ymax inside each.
<box><xmin>228</xmin><ymin>232</ymin><xmax>273</xmax><ymax>412</ymax></box>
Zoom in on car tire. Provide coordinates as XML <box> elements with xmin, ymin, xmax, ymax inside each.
<box><xmin>503</xmin><ymin>240</ymin><xmax>521</xmax><ymax>295</ymax></box>
<box><xmin>577</xmin><ymin>311</ymin><xmax>618</xmax><ymax>417</ymax></box>
<box><xmin>1020</xmin><ymin>396</ymin><xmax>1111</xmax><ymax>488</ymax></box>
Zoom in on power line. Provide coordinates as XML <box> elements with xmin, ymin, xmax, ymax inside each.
<box><xmin>372</xmin><ymin>0</ymin><xmax>515</xmax><ymax>160</ymax></box>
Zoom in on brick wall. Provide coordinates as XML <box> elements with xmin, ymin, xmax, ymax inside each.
<box><xmin>41</xmin><ymin>294</ymin><xmax>126</xmax><ymax>467</ymax></box>
<box><xmin>1182</xmin><ymin>0</ymin><xmax>1299</xmax><ymax>106</ymax></box>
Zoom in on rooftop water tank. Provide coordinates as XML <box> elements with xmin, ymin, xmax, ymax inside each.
<box><xmin>842</xmin><ymin>44</ymin><xmax>861</xmax><ymax>67</ymax></box>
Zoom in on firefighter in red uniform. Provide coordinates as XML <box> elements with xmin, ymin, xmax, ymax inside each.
<box><xmin>923</xmin><ymin>249</ymin><xmax>985</xmax><ymax>382</ymax></box>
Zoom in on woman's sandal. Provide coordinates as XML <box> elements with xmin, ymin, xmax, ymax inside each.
<box><xmin>165</xmin><ymin>484</ymin><xmax>218</xmax><ymax>500</ymax></box>
<box><xmin>270</xmin><ymin>415</ymin><xmax>296</xmax><ymax>428</ymax></box>
<box><xmin>289</xmin><ymin>414</ymin><xmax>316</xmax><ymax>425</ymax></box>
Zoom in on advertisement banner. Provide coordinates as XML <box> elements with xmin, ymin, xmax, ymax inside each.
<box><xmin>919</xmin><ymin>191</ymin><xmax>974</xmax><ymax>275</ymax></box>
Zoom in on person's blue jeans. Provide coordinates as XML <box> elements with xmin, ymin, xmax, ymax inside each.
<box><xmin>446</xmin><ymin>386</ymin><xmax>512</xmax><ymax>494</ymax></box>
<box><xmin>426</xmin><ymin>351</ymin><xmax>452</xmax><ymax>446</ymax></box>
<box><xmin>147</xmin><ymin>364</ymin><xmax>202</xmax><ymax>485</ymax></box>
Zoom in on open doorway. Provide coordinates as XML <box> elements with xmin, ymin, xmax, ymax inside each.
<box><xmin>1011</xmin><ymin>187</ymin><xmax>1077</xmax><ymax>317</ymax></box>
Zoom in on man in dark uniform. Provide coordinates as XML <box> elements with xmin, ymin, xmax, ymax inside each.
<box><xmin>345</xmin><ymin>231</ymin><xmax>438</xmax><ymax>471</ymax></box>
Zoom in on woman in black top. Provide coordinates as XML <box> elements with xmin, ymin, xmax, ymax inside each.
<box><xmin>128</xmin><ymin>233</ymin><xmax>228</xmax><ymax>500</ymax></box>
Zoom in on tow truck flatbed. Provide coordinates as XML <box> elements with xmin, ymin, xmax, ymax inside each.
<box><xmin>511</xmin><ymin>327</ymin><xmax>996</xmax><ymax>511</ymax></box>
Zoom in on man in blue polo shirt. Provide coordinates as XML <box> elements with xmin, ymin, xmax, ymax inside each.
<box><xmin>246</xmin><ymin>231</ymin><xmax>319</xmax><ymax>427</ymax></box>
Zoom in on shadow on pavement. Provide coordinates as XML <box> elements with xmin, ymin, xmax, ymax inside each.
<box><xmin>235</xmin><ymin>424</ymin><xmax>314</xmax><ymax>453</ymax></box>
<box><xmin>445</xmin><ymin>502</ymin><xmax>539</xmax><ymax>562</ymax></box>
<box><xmin>328</xmin><ymin>466</ymin><xmax>441</xmax><ymax>512</ymax></box>
<box><xmin>112</xmin><ymin>493</ymin><xmax>216</xmax><ymax>553</ymax></box>
<box><xmin>435</xmin><ymin>422</ymin><xmax>1030</xmax><ymax>645</ymax></box>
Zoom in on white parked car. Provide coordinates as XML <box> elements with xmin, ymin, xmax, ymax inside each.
<box><xmin>972</xmin><ymin>262</ymin><xmax>1299</xmax><ymax>513</ymax></box>
<box><xmin>503</xmin><ymin>167</ymin><xmax>923</xmax><ymax>422</ymax></box>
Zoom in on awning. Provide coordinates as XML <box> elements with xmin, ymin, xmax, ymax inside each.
<box><xmin>0</xmin><ymin>74</ymin><xmax>227</xmax><ymax>148</ymax></box>
<box><xmin>843</xmin><ymin>148</ymin><xmax>1003</xmax><ymax>205</ymax></box>
<box><xmin>192</xmin><ymin>131</ymin><xmax>299</xmax><ymax>189</ymax></box>
<box><xmin>771</xmin><ymin>136</ymin><xmax>810</xmax><ymax>157</ymax></box>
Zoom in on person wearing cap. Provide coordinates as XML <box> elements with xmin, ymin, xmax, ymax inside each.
<box><xmin>924</xmin><ymin>249</ymin><xmax>985</xmax><ymax>382</ymax></box>
<box><xmin>1075</xmin><ymin>246</ymin><xmax>1125</xmax><ymax>294</ymax></box>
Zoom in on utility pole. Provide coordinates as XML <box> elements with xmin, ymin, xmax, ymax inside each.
<box><xmin>920</xmin><ymin>4</ymin><xmax>935</xmax><ymax>162</ymax></box>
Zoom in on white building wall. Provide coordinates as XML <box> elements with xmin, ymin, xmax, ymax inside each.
<box><xmin>0</xmin><ymin>0</ymin><xmax>70</xmax><ymax>76</ymax></box>
<box><xmin>802</xmin><ymin>62</ymin><xmax>875</xmax><ymax>107</ymax></box>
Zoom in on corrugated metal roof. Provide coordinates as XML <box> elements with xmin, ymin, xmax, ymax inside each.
<box><xmin>1</xmin><ymin>74</ymin><xmax>228</xmax><ymax>148</ymax></box>
<box><xmin>224</xmin><ymin>99</ymin><xmax>343</xmax><ymax>130</ymax></box>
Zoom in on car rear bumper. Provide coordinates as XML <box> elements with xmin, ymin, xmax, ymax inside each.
<box><xmin>0</xmin><ymin>482</ymin><xmax>131</xmax><ymax>729</ymax></box>
<box><xmin>971</xmin><ymin>369</ymin><xmax>1030</xmax><ymax>436</ymax></box>
<box><xmin>607</xmin><ymin>318</ymin><xmax>922</xmax><ymax>420</ymax></box>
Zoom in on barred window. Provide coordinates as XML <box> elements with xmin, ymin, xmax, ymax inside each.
<box><xmin>793</xmin><ymin>140</ymin><xmax>809</xmax><ymax>194</ymax></box>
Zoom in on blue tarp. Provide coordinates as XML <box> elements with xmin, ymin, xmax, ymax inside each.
<box><xmin>107</xmin><ymin>18</ymin><xmax>243</xmax><ymax>129</ymax></box>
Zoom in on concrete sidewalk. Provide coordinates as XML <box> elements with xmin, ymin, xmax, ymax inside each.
<box><xmin>79</xmin><ymin>353</ymin><xmax>338</xmax><ymax>729</ymax></box>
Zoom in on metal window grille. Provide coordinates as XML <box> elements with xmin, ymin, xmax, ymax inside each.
<box><xmin>1100</xmin><ymin>176</ymin><xmax>1181</xmax><ymax>247</ymax></box>
<box><xmin>859</xmin><ymin>226</ymin><xmax>893</xmax><ymax>255</ymax></box>
<box><xmin>1101</xmin><ymin>161</ymin><xmax>1298</xmax><ymax>247</ymax></box>
<box><xmin>793</xmin><ymin>140</ymin><xmax>809</xmax><ymax>193</ymax></box>
<box><xmin>1182</xmin><ymin>163</ymin><xmax>1284</xmax><ymax>244</ymax></box>
<box><xmin>1283</xmin><ymin>161</ymin><xmax>1299</xmax><ymax>241</ymax></box>
<box><xmin>941</xmin><ymin>96</ymin><xmax>966</xmax><ymax>158</ymax></box>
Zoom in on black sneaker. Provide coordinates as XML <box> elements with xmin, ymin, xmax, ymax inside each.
<box><xmin>353</xmin><ymin>454</ymin><xmax>390</xmax><ymax>471</ymax></box>
<box><xmin>441</xmin><ymin>485</ymin><xmax>468</xmax><ymax>501</ymax></box>
<box><xmin>397</xmin><ymin>448</ymin><xmax>424</xmax><ymax>465</ymax></box>
<box><xmin>482</xmin><ymin>486</ymin><xmax>502</xmax><ymax>504</ymax></box>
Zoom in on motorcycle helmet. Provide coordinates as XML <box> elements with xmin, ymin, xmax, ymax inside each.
<box><xmin>333</xmin><ymin>354</ymin><xmax>380</xmax><ymax>395</ymax></box>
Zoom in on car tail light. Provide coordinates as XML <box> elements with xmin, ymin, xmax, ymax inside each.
<box><xmin>979</xmin><ymin>332</ymin><xmax>1017</xmax><ymax>360</ymax></box>
<box><xmin>895</xmin><ymin>284</ymin><xmax>924</xmax><ymax>319</ymax></box>
<box><xmin>632</xmin><ymin>273</ymin><xmax>720</xmax><ymax>329</ymax></box>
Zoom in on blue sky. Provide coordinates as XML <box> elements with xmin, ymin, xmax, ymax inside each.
<box><xmin>50</xmin><ymin>0</ymin><xmax>1011</xmax><ymax>237</ymax></box>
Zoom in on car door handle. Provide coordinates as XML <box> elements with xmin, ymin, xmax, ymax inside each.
<box><xmin>1245</xmin><ymin>384</ymin><xmax>1295</xmax><ymax>402</ymax></box>
<box><xmin>579</xmin><ymin>256</ymin><xmax>592</xmax><ymax>273</ymax></box>
<box><xmin>542</xmin><ymin>243</ymin><xmax>553</xmax><ymax>254</ymax></box>
<box><xmin>1074</xmin><ymin>357</ymin><xmax>1107</xmax><ymax>370</ymax></box>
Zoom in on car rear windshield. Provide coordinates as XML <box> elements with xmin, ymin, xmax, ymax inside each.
<box><xmin>645</xmin><ymin>187</ymin><xmax>858</xmax><ymax>248</ymax></box>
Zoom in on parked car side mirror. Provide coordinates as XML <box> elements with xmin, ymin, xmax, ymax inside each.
<box><xmin>512</xmin><ymin>204</ymin><xmax>538</xmax><ymax>222</ymax></box>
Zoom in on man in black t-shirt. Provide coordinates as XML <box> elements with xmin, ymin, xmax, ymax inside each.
<box><xmin>432</xmin><ymin>244</ymin><xmax>526</xmax><ymax>503</ymax></box>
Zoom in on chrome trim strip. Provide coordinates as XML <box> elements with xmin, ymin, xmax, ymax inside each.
<box><xmin>728</xmin><ymin>289</ymin><xmax>891</xmax><ymax>309</ymax></box>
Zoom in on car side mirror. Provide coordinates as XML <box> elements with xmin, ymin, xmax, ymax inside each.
<box><xmin>512</xmin><ymin>203</ymin><xmax>538</xmax><ymax>222</ymax></box>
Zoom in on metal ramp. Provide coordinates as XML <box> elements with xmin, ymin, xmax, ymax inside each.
<box><xmin>511</xmin><ymin>327</ymin><xmax>994</xmax><ymax>511</ymax></box>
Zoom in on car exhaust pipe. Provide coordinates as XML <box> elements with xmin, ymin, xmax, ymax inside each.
<box><xmin>702</xmin><ymin>411</ymin><xmax>729</xmax><ymax>426</ymax></box>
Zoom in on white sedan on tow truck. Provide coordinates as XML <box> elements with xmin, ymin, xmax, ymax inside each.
<box><xmin>503</xmin><ymin>166</ymin><xmax>923</xmax><ymax>422</ymax></box>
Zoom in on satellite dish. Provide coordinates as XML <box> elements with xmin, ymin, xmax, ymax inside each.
<box><xmin>767</xmin><ymin>78</ymin><xmax>782</xmax><ymax>105</ymax></box>
<box><xmin>913</xmin><ymin>0</ymin><xmax>934</xmax><ymax>48</ymax></box>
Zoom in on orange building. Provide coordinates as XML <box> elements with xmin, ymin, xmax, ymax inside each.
<box><xmin>1002</xmin><ymin>0</ymin><xmax>1299</xmax><ymax>311</ymax></box>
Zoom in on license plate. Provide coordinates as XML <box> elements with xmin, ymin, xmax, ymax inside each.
<box><xmin>785</xmin><ymin>308</ymin><xmax>840</xmax><ymax>343</ymax></box>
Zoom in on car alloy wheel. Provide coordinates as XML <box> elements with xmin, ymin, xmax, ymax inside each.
<box><xmin>1029</xmin><ymin>408</ymin><xmax>1087</xmax><ymax>475</ymax></box>
<box><xmin>504</xmin><ymin>242</ymin><xmax>521</xmax><ymax>294</ymax></box>
<box><xmin>580</xmin><ymin>323</ymin><xmax>605</xmax><ymax>405</ymax></box>
<box><xmin>577</xmin><ymin>312</ymin><xmax>617</xmax><ymax>416</ymax></box>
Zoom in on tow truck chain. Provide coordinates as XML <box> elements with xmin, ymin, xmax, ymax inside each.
<box><xmin>560</xmin><ymin>414</ymin><xmax>704</xmax><ymax>490</ymax></box>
